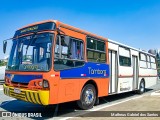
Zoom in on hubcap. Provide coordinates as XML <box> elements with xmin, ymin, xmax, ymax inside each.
<box><xmin>85</xmin><ymin>89</ymin><xmax>94</xmax><ymax>104</ymax></box>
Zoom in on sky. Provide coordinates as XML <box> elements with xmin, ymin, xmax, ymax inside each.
<box><xmin>0</xmin><ymin>0</ymin><xmax>160</xmax><ymax>59</ymax></box>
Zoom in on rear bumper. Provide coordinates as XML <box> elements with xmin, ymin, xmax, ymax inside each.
<box><xmin>3</xmin><ymin>84</ymin><xmax>49</xmax><ymax>105</ymax></box>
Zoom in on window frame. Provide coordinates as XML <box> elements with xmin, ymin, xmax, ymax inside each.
<box><xmin>150</xmin><ymin>56</ymin><xmax>156</xmax><ymax>63</ymax></box>
<box><xmin>119</xmin><ymin>55</ymin><xmax>131</xmax><ymax>67</ymax></box>
<box><xmin>146</xmin><ymin>55</ymin><xmax>151</xmax><ymax>69</ymax></box>
<box><xmin>86</xmin><ymin>36</ymin><xmax>106</xmax><ymax>63</ymax></box>
<box><xmin>54</xmin><ymin>34</ymin><xmax>85</xmax><ymax>71</ymax></box>
<box><xmin>150</xmin><ymin>56</ymin><xmax>157</xmax><ymax>70</ymax></box>
<box><xmin>139</xmin><ymin>53</ymin><xmax>147</xmax><ymax>69</ymax></box>
<box><xmin>118</xmin><ymin>46</ymin><xmax>131</xmax><ymax>67</ymax></box>
<box><xmin>6</xmin><ymin>32</ymin><xmax>54</xmax><ymax>72</ymax></box>
<box><xmin>139</xmin><ymin>53</ymin><xmax>147</xmax><ymax>62</ymax></box>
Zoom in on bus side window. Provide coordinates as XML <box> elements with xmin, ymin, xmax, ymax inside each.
<box><xmin>54</xmin><ymin>35</ymin><xmax>84</xmax><ymax>70</ymax></box>
<box><xmin>70</xmin><ymin>39</ymin><xmax>84</xmax><ymax>60</ymax></box>
<box><xmin>87</xmin><ymin>37</ymin><xmax>106</xmax><ymax>63</ymax></box>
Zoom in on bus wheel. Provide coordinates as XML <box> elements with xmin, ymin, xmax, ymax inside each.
<box><xmin>138</xmin><ymin>80</ymin><xmax>145</xmax><ymax>94</ymax></box>
<box><xmin>77</xmin><ymin>84</ymin><xmax>96</xmax><ymax>110</ymax></box>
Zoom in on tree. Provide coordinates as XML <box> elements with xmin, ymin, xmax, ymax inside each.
<box><xmin>148</xmin><ymin>49</ymin><xmax>156</xmax><ymax>55</ymax></box>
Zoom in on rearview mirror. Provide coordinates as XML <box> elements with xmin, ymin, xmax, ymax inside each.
<box><xmin>3</xmin><ymin>40</ymin><xmax>7</xmax><ymax>54</ymax></box>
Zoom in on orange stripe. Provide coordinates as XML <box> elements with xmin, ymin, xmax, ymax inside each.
<box><xmin>60</xmin><ymin>22</ymin><xmax>108</xmax><ymax>41</ymax></box>
<box><xmin>118</xmin><ymin>75</ymin><xmax>133</xmax><ymax>78</ymax></box>
<box><xmin>139</xmin><ymin>75</ymin><xmax>158</xmax><ymax>77</ymax></box>
<box><xmin>118</xmin><ymin>75</ymin><xmax>157</xmax><ymax>78</ymax></box>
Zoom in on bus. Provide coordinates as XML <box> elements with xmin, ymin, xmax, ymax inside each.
<box><xmin>3</xmin><ymin>20</ymin><xmax>158</xmax><ymax>110</ymax></box>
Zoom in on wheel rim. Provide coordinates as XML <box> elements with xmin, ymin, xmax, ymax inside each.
<box><xmin>140</xmin><ymin>82</ymin><xmax>144</xmax><ymax>92</ymax></box>
<box><xmin>84</xmin><ymin>89</ymin><xmax>94</xmax><ymax>104</ymax></box>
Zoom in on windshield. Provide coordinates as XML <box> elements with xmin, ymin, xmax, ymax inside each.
<box><xmin>6</xmin><ymin>33</ymin><xmax>54</xmax><ymax>71</ymax></box>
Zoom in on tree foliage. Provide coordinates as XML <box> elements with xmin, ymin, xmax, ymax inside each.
<box><xmin>0</xmin><ymin>60</ymin><xmax>7</xmax><ymax>66</ymax></box>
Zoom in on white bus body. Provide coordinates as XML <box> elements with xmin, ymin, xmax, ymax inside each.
<box><xmin>108</xmin><ymin>39</ymin><xmax>157</xmax><ymax>94</ymax></box>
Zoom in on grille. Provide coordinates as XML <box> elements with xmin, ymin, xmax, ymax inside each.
<box><xmin>4</xmin><ymin>86</ymin><xmax>42</xmax><ymax>105</ymax></box>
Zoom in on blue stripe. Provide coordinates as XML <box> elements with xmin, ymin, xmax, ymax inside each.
<box><xmin>60</xmin><ymin>62</ymin><xmax>109</xmax><ymax>79</ymax></box>
<box><xmin>5</xmin><ymin>73</ymin><xmax>42</xmax><ymax>83</ymax></box>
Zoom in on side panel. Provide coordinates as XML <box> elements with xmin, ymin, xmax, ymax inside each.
<box><xmin>54</xmin><ymin>27</ymin><xmax>109</xmax><ymax>104</ymax></box>
<box><xmin>138</xmin><ymin>54</ymin><xmax>157</xmax><ymax>88</ymax></box>
<box><xmin>118</xmin><ymin>78</ymin><xmax>133</xmax><ymax>93</ymax></box>
<box><xmin>51</xmin><ymin>27</ymin><xmax>87</xmax><ymax>104</ymax></box>
<box><xmin>139</xmin><ymin>69</ymin><xmax>157</xmax><ymax>88</ymax></box>
<box><xmin>57</xmin><ymin>63</ymin><xmax>110</xmax><ymax>103</ymax></box>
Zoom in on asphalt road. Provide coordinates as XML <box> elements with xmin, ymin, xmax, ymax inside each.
<box><xmin>0</xmin><ymin>80</ymin><xmax>160</xmax><ymax>120</ymax></box>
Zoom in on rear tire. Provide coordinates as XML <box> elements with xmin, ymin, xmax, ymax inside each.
<box><xmin>77</xmin><ymin>84</ymin><xmax>96</xmax><ymax>110</ymax></box>
<box><xmin>138</xmin><ymin>80</ymin><xmax>145</xmax><ymax>94</ymax></box>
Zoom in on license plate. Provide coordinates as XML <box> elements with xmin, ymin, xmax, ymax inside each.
<box><xmin>14</xmin><ymin>88</ymin><xmax>21</xmax><ymax>94</ymax></box>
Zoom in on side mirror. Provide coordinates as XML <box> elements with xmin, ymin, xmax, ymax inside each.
<box><xmin>3</xmin><ymin>40</ymin><xmax>7</xmax><ymax>54</ymax></box>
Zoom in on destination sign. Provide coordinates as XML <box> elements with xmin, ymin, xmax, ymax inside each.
<box><xmin>14</xmin><ymin>22</ymin><xmax>55</xmax><ymax>37</ymax></box>
<box><xmin>20</xmin><ymin>26</ymin><xmax>38</xmax><ymax>33</ymax></box>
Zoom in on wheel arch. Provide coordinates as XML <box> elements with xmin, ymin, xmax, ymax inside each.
<box><xmin>137</xmin><ymin>78</ymin><xmax>146</xmax><ymax>94</ymax></box>
<box><xmin>77</xmin><ymin>79</ymin><xmax>98</xmax><ymax>110</ymax></box>
<box><xmin>82</xmin><ymin>80</ymin><xmax>98</xmax><ymax>97</ymax></box>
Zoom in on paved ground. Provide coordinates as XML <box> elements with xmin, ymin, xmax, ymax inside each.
<box><xmin>68</xmin><ymin>81</ymin><xmax>160</xmax><ymax>120</ymax></box>
<box><xmin>0</xmin><ymin>85</ymin><xmax>3</xmax><ymax>90</ymax></box>
<box><xmin>71</xmin><ymin>93</ymin><xmax>160</xmax><ymax>120</ymax></box>
<box><xmin>0</xmin><ymin>80</ymin><xmax>160</xmax><ymax>120</ymax></box>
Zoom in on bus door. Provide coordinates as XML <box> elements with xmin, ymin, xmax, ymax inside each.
<box><xmin>132</xmin><ymin>55</ymin><xmax>138</xmax><ymax>90</ymax></box>
<box><xmin>109</xmin><ymin>50</ymin><xmax>118</xmax><ymax>94</ymax></box>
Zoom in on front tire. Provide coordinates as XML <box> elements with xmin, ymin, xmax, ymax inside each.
<box><xmin>77</xmin><ymin>84</ymin><xmax>96</xmax><ymax>110</ymax></box>
<box><xmin>138</xmin><ymin>80</ymin><xmax>145</xmax><ymax>94</ymax></box>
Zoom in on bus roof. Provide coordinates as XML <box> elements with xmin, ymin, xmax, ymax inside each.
<box><xmin>18</xmin><ymin>20</ymin><xmax>56</xmax><ymax>30</ymax></box>
<box><xmin>18</xmin><ymin>20</ymin><xmax>108</xmax><ymax>41</ymax></box>
<box><xmin>108</xmin><ymin>39</ymin><xmax>155</xmax><ymax>57</ymax></box>
<box><xmin>18</xmin><ymin>20</ymin><xmax>155</xmax><ymax>57</ymax></box>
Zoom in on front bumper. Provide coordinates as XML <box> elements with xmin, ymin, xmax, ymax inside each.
<box><xmin>3</xmin><ymin>84</ymin><xmax>49</xmax><ymax>105</ymax></box>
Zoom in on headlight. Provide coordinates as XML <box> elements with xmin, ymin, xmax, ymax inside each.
<box><xmin>43</xmin><ymin>80</ymin><xmax>49</xmax><ymax>88</ymax></box>
<box><xmin>38</xmin><ymin>81</ymin><xmax>42</xmax><ymax>87</ymax></box>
